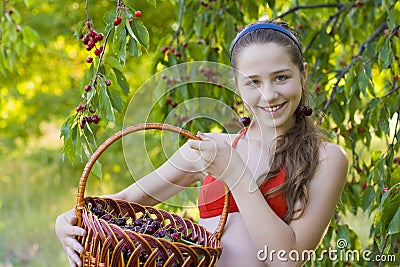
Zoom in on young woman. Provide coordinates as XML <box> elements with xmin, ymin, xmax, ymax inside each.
<box><xmin>55</xmin><ymin>20</ymin><xmax>348</xmax><ymax>267</ymax></box>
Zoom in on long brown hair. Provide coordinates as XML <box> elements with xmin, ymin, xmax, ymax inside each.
<box><xmin>231</xmin><ymin>20</ymin><xmax>326</xmax><ymax>223</ymax></box>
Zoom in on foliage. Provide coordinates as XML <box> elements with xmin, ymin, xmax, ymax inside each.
<box><xmin>1</xmin><ymin>0</ymin><xmax>399</xmax><ymax>266</ymax></box>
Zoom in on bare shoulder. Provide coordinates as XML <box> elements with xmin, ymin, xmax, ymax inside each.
<box><xmin>319</xmin><ymin>142</ymin><xmax>349</xmax><ymax>170</ymax></box>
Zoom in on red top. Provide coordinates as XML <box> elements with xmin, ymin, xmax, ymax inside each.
<box><xmin>198</xmin><ymin>128</ymin><xmax>288</xmax><ymax>219</ymax></box>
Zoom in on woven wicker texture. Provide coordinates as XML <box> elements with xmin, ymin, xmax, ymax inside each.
<box><xmin>75</xmin><ymin>123</ymin><xmax>230</xmax><ymax>267</ymax></box>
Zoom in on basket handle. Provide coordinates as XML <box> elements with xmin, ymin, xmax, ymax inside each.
<box><xmin>75</xmin><ymin>123</ymin><xmax>230</xmax><ymax>240</ymax></box>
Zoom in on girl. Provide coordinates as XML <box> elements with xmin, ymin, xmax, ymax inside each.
<box><xmin>55</xmin><ymin>20</ymin><xmax>348</xmax><ymax>267</ymax></box>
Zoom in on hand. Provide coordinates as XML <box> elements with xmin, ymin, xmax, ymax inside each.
<box><xmin>55</xmin><ymin>208</ymin><xmax>86</xmax><ymax>267</ymax></box>
<box><xmin>187</xmin><ymin>132</ymin><xmax>246</xmax><ymax>185</ymax></box>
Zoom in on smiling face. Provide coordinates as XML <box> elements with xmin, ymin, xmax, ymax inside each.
<box><xmin>235</xmin><ymin>42</ymin><xmax>307</xmax><ymax>134</ymax></box>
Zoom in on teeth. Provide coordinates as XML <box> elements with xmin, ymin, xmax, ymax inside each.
<box><xmin>265</xmin><ymin>103</ymin><xmax>283</xmax><ymax>112</ymax></box>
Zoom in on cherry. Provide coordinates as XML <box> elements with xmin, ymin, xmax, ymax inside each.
<box><xmin>76</xmin><ymin>105</ymin><xmax>85</xmax><ymax>112</ymax></box>
<box><xmin>239</xmin><ymin>117</ymin><xmax>251</xmax><ymax>127</ymax></box>
<box><xmin>358</xmin><ymin>127</ymin><xmax>365</xmax><ymax>133</ymax></box>
<box><xmin>103</xmin><ymin>214</ymin><xmax>111</xmax><ymax>221</ymax></box>
<box><xmin>314</xmin><ymin>85</ymin><xmax>320</xmax><ymax>91</ymax></box>
<box><xmin>171</xmin><ymin>102</ymin><xmax>178</xmax><ymax>108</ymax></box>
<box><xmin>161</xmin><ymin>46</ymin><xmax>168</xmax><ymax>53</ymax></box>
<box><xmin>80</xmin><ymin>117</ymin><xmax>87</xmax><ymax>129</ymax></box>
<box><xmin>175</xmin><ymin>52</ymin><xmax>182</xmax><ymax>58</ymax></box>
<box><xmin>304</xmin><ymin>106</ymin><xmax>313</xmax><ymax>116</ymax></box>
<box><xmin>96</xmin><ymin>33</ymin><xmax>104</xmax><ymax>41</ymax></box>
<box><xmin>394</xmin><ymin>157</ymin><xmax>400</xmax><ymax>164</ymax></box>
<box><xmin>361</xmin><ymin>182</ymin><xmax>367</xmax><ymax>189</ymax></box>
<box><xmin>91</xmin><ymin>115</ymin><xmax>100</xmax><ymax>124</ymax></box>
<box><xmin>356</xmin><ymin>1</ymin><xmax>365</xmax><ymax>6</ymax></box>
<box><xmin>170</xmin><ymin>232</ymin><xmax>180</xmax><ymax>241</ymax></box>
<box><xmin>86</xmin><ymin>43</ymin><xmax>95</xmax><ymax>51</ymax></box>
<box><xmin>105</xmin><ymin>79</ymin><xmax>111</xmax><ymax>86</ymax></box>
<box><xmin>8</xmin><ymin>8</ymin><xmax>14</xmax><ymax>15</ymax></box>
<box><xmin>86</xmin><ymin>56</ymin><xmax>93</xmax><ymax>63</ymax></box>
<box><xmin>82</xmin><ymin>37</ymin><xmax>90</xmax><ymax>45</ymax></box>
<box><xmin>182</xmin><ymin>42</ymin><xmax>188</xmax><ymax>48</ymax></box>
<box><xmin>134</xmin><ymin>10</ymin><xmax>142</xmax><ymax>18</ymax></box>
<box><xmin>114</xmin><ymin>16</ymin><xmax>122</xmax><ymax>26</ymax></box>
<box><xmin>384</xmin><ymin>29</ymin><xmax>390</xmax><ymax>35</ymax></box>
<box><xmin>84</xmin><ymin>84</ymin><xmax>91</xmax><ymax>92</ymax></box>
<box><xmin>128</xmin><ymin>19</ymin><xmax>133</xmax><ymax>26</ymax></box>
<box><xmin>382</xmin><ymin>187</ymin><xmax>389</xmax><ymax>194</ymax></box>
<box><xmin>394</xmin><ymin>75</ymin><xmax>399</xmax><ymax>81</ymax></box>
<box><xmin>94</xmin><ymin>45</ymin><xmax>103</xmax><ymax>56</ymax></box>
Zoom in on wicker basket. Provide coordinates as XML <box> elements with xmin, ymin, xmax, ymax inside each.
<box><xmin>75</xmin><ymin>123</ymin><xmax>230</xmax><ymax>267</ymax></box>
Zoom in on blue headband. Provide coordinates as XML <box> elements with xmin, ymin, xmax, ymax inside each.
<box><xmin>229</xmin><ymin>23</ymin><xmax>302</xmax><ymax>63</ymax></box>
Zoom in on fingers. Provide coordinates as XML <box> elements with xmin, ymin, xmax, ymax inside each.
<box><xmin>66</xmin><ymin>246</ymin><xmax>82</xmax><ymax>267</ymax></box>
<box><xmin>55</xmin><ymin>209</ymin><xmax>86</xmax><ymax>267</ymax></box>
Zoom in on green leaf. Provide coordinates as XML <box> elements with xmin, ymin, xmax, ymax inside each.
<box><xmin>112</xmin><ymin>22</ymin><xmax>127</xmax><ymax>63</ymax></box>
<box><xmin>145</xmin><ymin>0</ymin><xmax>156</xmax><ymax>6</ymax></box>
<box><xmin>337</xmin><ymin>225</ymin><xmax>351</xmax><ymax>248</ymax></box>
<box><xmin>387</xmin><ymin>207</ymin><xmax>400</xmax><ymax>235</ymax></box>
<box><xmin>113</xmin><ymin>68</ymin><xmax>130</xmax><ymax>94</ymax></box>
<box><xmin>107</xmin><ymin>87</ymin><xmax>123</xmax><ymax>113</ymax></box>
<box><xmin>91</xmin><ymin>160</ymin><xmax>103</xmax><ymax>179</ymax></box>
<box><xmin>21</xmin><ymin>26</ymin><xmax>39</xmax><ymax>48</ymax></box>
<box><xmin>103</xmin><ymin>10</ymin><xmax>117</xmax><ymax>26</ymax></box>
<box><xmin>391</xmin><ymin>167</ymin><xmax>400</xmax><ymax>187</ymax></box>
<box><xmin>127</xmin><ymin>37</ymin><xmax>141</xmax><ymax>58</ymax></box>
<box><xmin>330</xmin><ymin>101</ymin><xmax>345</xmax><ymax>125</ymax></box>
<box><xmin>362</xmin><ymin>186</ymin><xmax>376</xmax><ymax>214</ymax></box>
<box><xmin>132</xmin><ymin>18</ymin><xmax>149</xmax><ymax>49</ymax></box>
<box><xmin>104</xmin><ymin>55</ymin><xmax>123</xmax><ymax>72</ymax></box>
<box><xmin>98</xmin><ymin>80</ymin><xmax>116</xmax><ymax>121</ymax></box>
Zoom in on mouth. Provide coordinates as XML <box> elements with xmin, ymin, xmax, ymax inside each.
<box><xmin>261</xmin><ymin>102</ymin><xmax>287</xmax><ymax>114</ymax></box>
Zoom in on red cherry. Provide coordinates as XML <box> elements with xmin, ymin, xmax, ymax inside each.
<box><xmin>86</xmin><ymin>56</ymin><xmax>93</xmax><ymax>63</ymax></box>
<box><xmin>105</xmin><ymin>79</ymin><xmax>111</xmax><ymax>86</ymax></box>
<box><xmin>394</xmin><ymin>158</ymin><xmax>400</xmax><ymax>164</ymax></box>
<box><xmin>114</xmin><ymin>16</ymin><xmax>122</xmax><ymax>26</ymax></box>
<box><xmin>356</xmin><ymin>1</ymin><xmax>365</xmax><ymax>6</ymax></box>
<box><xmin>384</xmin><ymin>29</ymin><xmax>390</xmax><ymax>35</ymax></box>
<box><xmin>175</xmin><ymin>52</ymin><xmax>182</xmax><ymax>58</ymax></box>
<box><xmin>91</xmin><ymin>115</ymin><xmax>100</xmax><ymax>124</ymax></box>
<box><xmin>358</xmin><ymin>127</ymin><xmax>365</xmax><ymax>133</ymax></box>
<box><xmin>128</xmin><ymin>19</ymin><xmax>133</xmax><ymax>26</ymax></box>
<box><xmin>357</xmin><ymin>167</ymin><xmax>362</xmax><ymax>174</ymax></box>
<box><xmin>361</xmin><ymin>182</ymin><xmax>367</xmax><ymax>189</ymax></box>
<box><xmin>166</xmin><ymin>98</ymin><xmax>172</xmax><ymax>105</ymax></box>
<box><xmin>76</xmin><ymin>105</ymin><xmax>85</xmax><ymax>112</ymax></box>
<box><xmin>182</xmin><ymin>42</ymin><xmax>188</xmax><ymax>48</ymax></box>
<box><xmin>82</xmin><ymin>37</ymin><xmax>90</xmax><ymax>45</ymax></box>
<box><xmin>382</xmin><ymin>187</ymin><xmax>389</xmax><ymax>194</ymax></box>
<box><xmin>171</xmin><ymin>102</ymin><xmax>178</xmax><ymax>108</ymax></box>
<box><xmin>394</xmin><ymin>75</ymin><xmax>399</xmax><ymax>81</ymax></box>
<box><xmin>239</xmin><ymin>117</ymin><xmax>251</xmax><ymax>127</ymax></box>
<box><xmin>134</xmin><ymin>10</ymin><xmax>142</xmax><ymax>18</ymax></box>
<box><xmin>85</xmin><ymin>84</ymin><xmax>91</xmax><ymax>92</ymax></box>
<box><xmin>161</xmin><ymin>46</ymin><xmax>168</xmax><ymax>53</ymax></box>
<box><xmin>315</xmin><ymin>85</ymin><xmax>320</xmax><ymax>91</ymax></box>
<box><xmin>96</xmin><ymin>33</ymin><xmax>104</xmax><ymax>41</ymax></box>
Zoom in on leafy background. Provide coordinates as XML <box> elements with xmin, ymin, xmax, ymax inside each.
<box><xmin>0</xmin><ymin>0</ymin><xmax>399</xmax><ymax>266</ymax></box>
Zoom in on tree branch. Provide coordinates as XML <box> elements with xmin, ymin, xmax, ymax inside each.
<box><xmin>273</xmin><ymin>3</ymin><xmax>346</xmax><ymax>20</ymax></box>
<box><xmin>318</xmin><ymin>21</ymin><xmax>388</xmax><ymax>124</ymax></box>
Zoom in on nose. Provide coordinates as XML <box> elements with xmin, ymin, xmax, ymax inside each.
<box><xmin>258</xmin><ymin>83</ymin><xmax>278</xmax><ymax>103</ymax></box>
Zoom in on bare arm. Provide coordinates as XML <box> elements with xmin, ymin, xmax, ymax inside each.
<box><xmin>106</xmin><ymin>141</ymin><xmax>202</xmax><ymax>204</ymax></box>
<box><xmin>55</xmin><ymin>140</ymin><xmax>202</xmax><ymax>267</ymax></box>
